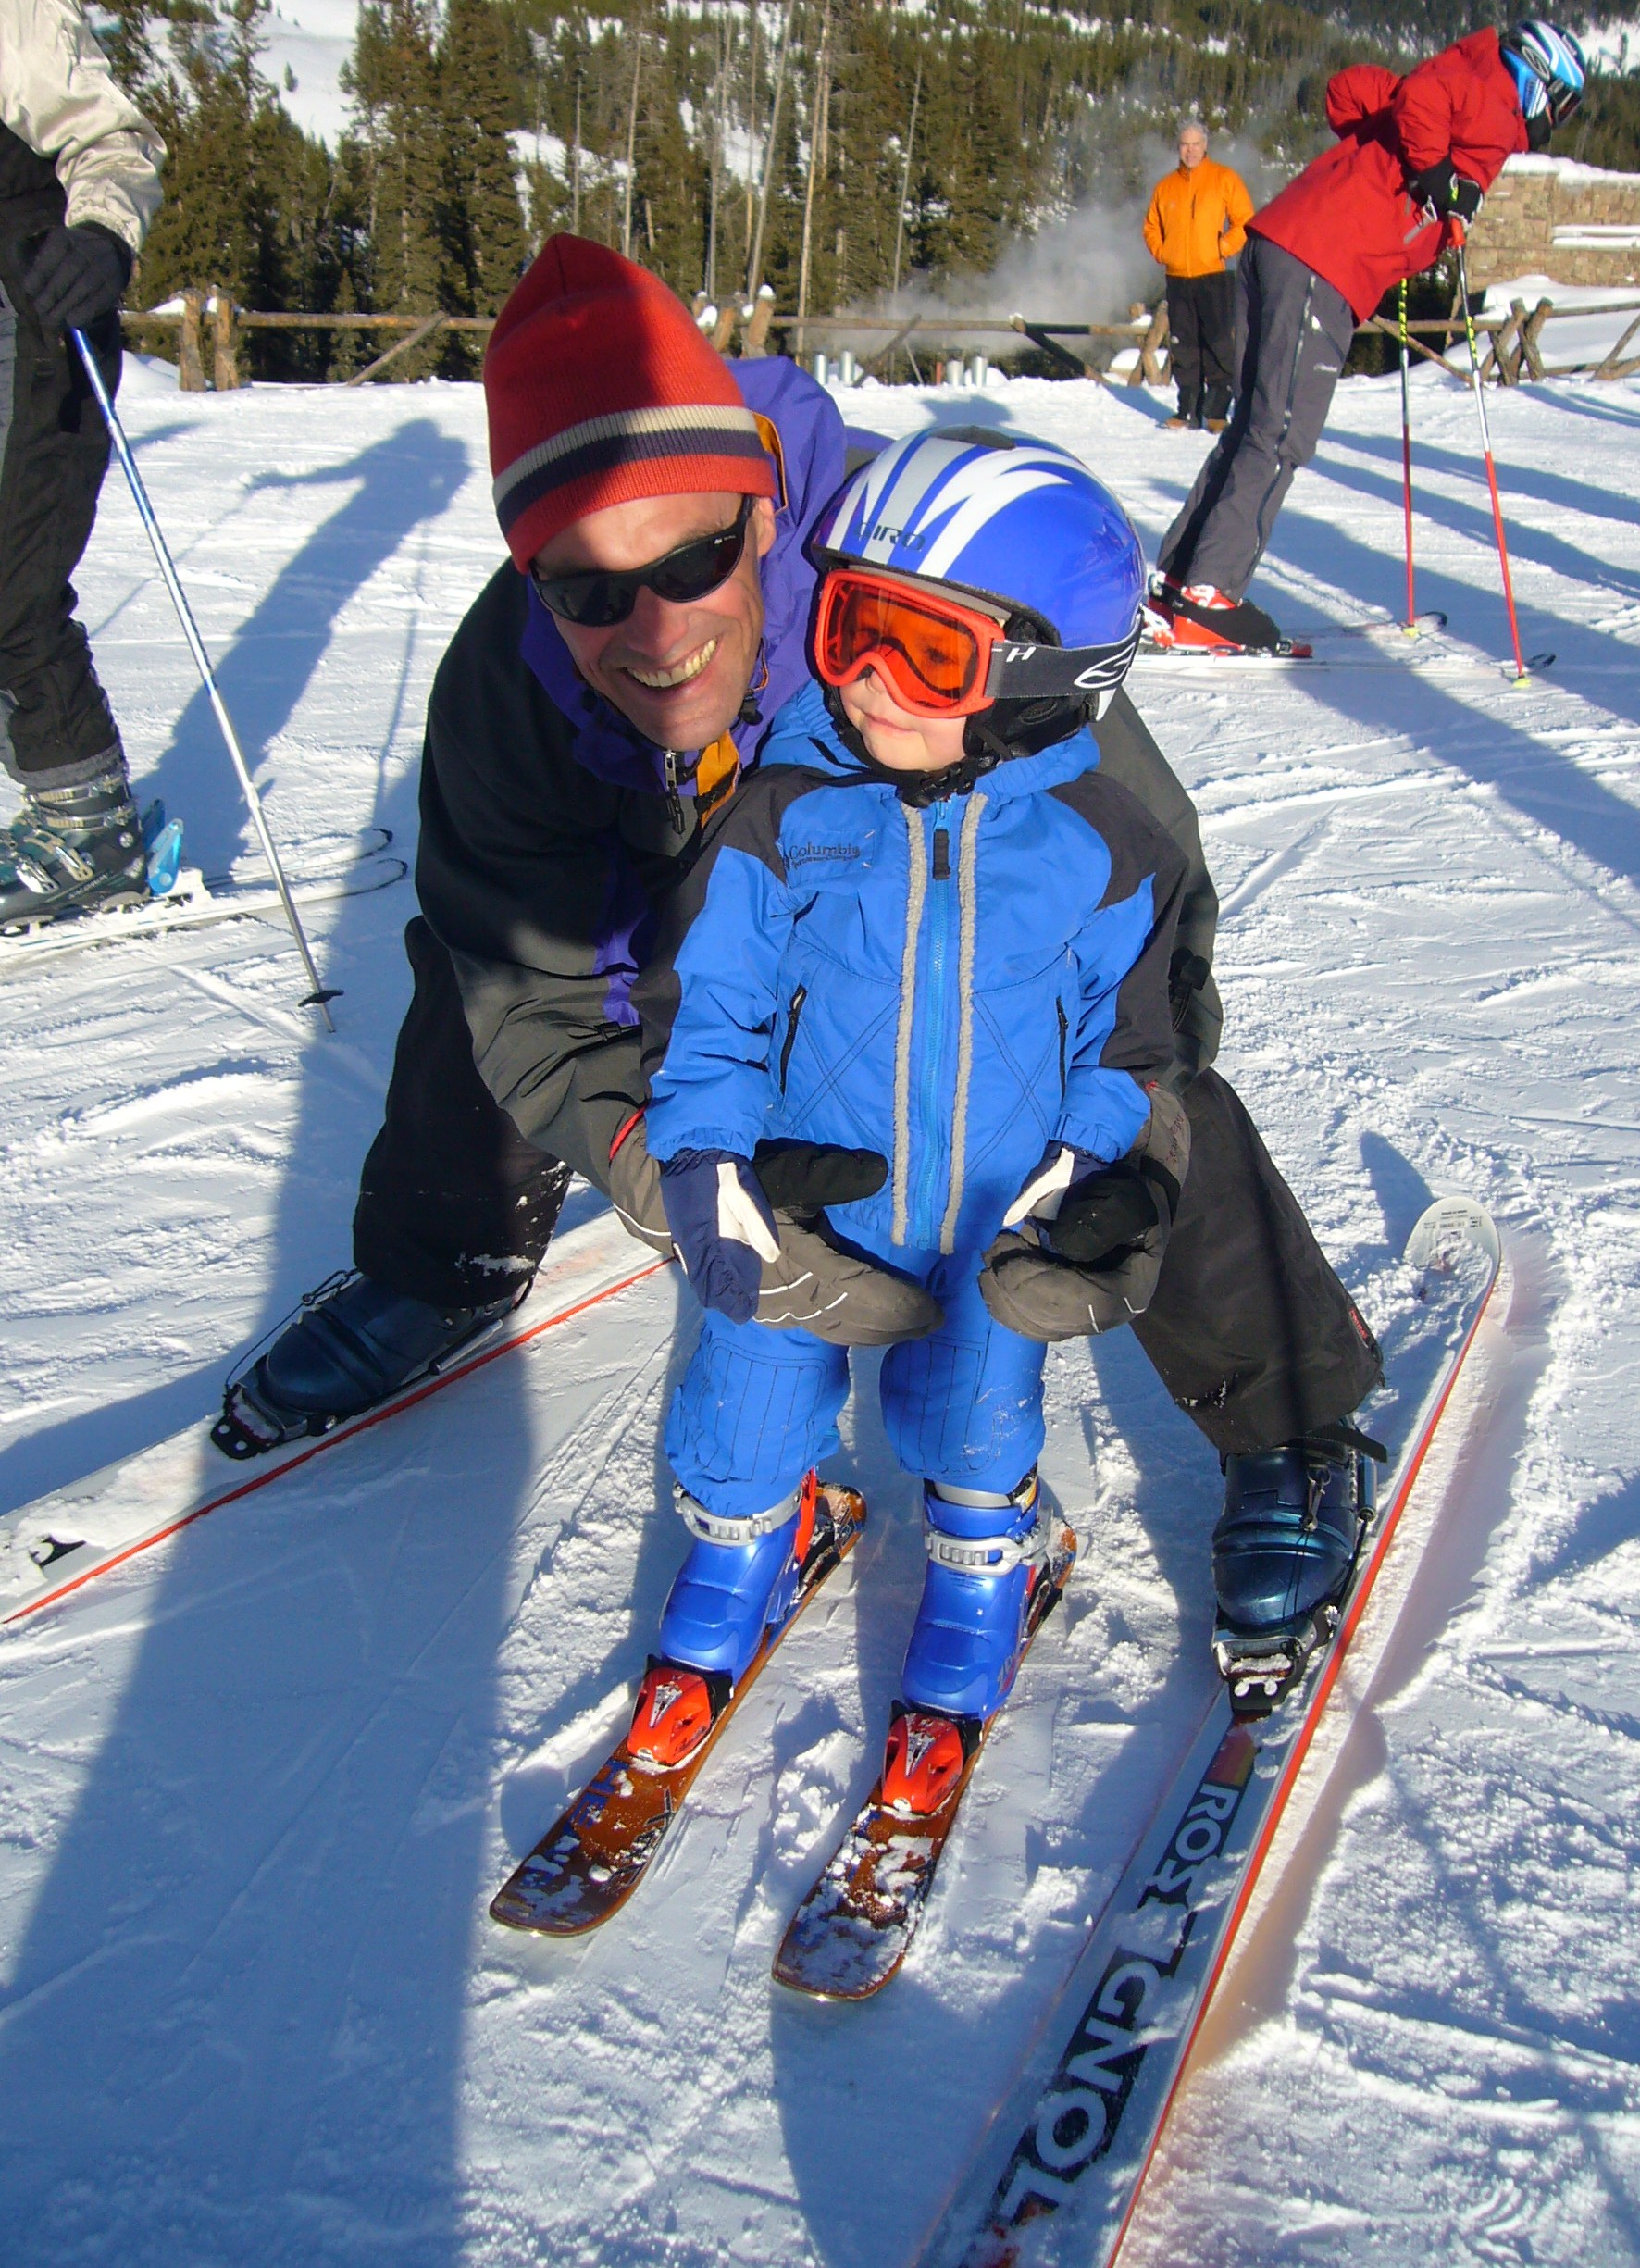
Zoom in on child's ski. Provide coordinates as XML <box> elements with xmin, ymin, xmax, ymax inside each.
<box><xmin>917</xmin><ymin>1195</ymin><xmax>1501</xmax><ymax>2268</ymax></box>
<box><xmin>772</xmin><ymin>1510</ymin><xmax>1077</xmax><ymax>2000</ymax></box>
<box><xmin>491</xmin><ymin>1480</ymin><xmax>867</xmax><ymax>1937</ymax></box>
<box><xmin>0</xmin><ymin>1214</ymin><xmax>665</xmax><ymax>1629</ymax></box>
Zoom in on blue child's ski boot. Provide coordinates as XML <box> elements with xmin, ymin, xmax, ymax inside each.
<box><xmin>1211</xmin><ymin>1427</ymin><xmax>1385</xmax><ymax>1716</ymax></box>
<box><xmin>632</xmin><ymin>1470</ymin><xmax>850</xmax><ymax>1770</ymax></box>
<box><xmin>883</xmin><ymin>1474</ymin><xmax>1076</xmax><ymax>1816</ymax></box>
<box><xmin>212</xmin><ymin>1272</ymin><xmax>525</xmax><ymax>1459</ymax></box>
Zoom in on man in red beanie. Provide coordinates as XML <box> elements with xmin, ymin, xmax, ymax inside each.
<box><xmin>216</xmin><ymin>238</ymin><xmax>1380</xmax><ymax>1527</ymax></box>
<box><xmin>1149</xmin><ymin>21</ymin><xmax>1584</xmax><ymax>654</ymax></box>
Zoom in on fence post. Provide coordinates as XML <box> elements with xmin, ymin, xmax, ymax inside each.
<box><xmin>211</xmin><ymin>290</ymin><xmax>241</xmax><ymax>391</ymax></box>
<box><xmin>742</xmin><ymin>284</ymin><xmax>776</xmax><ymax>356</ymax></box>
<box><xmin>710</xmin><ymin>304</ymin><xmax>739</xmax><ymax>354</ymax></box>
<box><xmin>1479</xmin><ymin>309</ymin><xmax>1514</xmax><ymax>385</ymax></box>
<box><xmin>1520</xmin><ymin>297</ymin><xmax>1552</xmax><ymax>382</ymax></box>
<box><xmin>1138</xmin><ymin>301</ymin><xmax>1170</xmax><ymax>387</ymax></box>
<box><xmin>179</xmin><ymin>289</ymin><xmax>206</xmax><ymax>392</ymax></box>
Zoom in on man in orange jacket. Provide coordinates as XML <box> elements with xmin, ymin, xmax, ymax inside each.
<box><xmin>1149</xmin><ymin>21</ymin><xmax>1585</xmax><ymax>654</ymax></box>
<box><xmin>1143</xmin><ymin>121</ymin><xmax>1252</xmax><ymax>431</ymax></box>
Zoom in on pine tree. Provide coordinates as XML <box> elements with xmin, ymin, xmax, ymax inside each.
<box><xmin>344</xmin><ymin>0</ymin><xmax>452</xmax><ymax>372</ymax></box>
<box><xmin>442</xmin><ymin>0</ymin><xmax>531</xmax><ymax>330</ymax></box>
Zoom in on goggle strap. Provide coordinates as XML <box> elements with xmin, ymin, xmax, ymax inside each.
<box><xmin>984</xmin><ymin>628</ymin><xmax>1143</xmax><ymax>702</ymax></box>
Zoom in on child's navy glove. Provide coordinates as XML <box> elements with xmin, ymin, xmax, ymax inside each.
<box><xmin>1003</xmin><ymin>1140</ymin><xmax>1174</xmax><ymax>1266</ymax></box>
<box><xmin>982</xmin><ymin>1095</ymin><xmax>1191</xmax><ymax>1341</ymax></box>
<box><xmin>659</xmin><ymin>1149</ymin><xmax>782</xmax><ymax>1323</ymax></box>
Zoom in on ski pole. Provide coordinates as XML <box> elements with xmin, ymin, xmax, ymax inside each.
<box><xmin>70</xmin><ymin>329</ymin><xmax>339</xmax><ymax>1030</ymax></box>
<box><xmin>1398</xmin><ymin>277</ymin><xmax>1417</xmax><ymax>630</ymax></box>
<box><xmin>1454</xmin><ymin>241</ymin><xmax>1530</xmax><ymax>683</ymax></box>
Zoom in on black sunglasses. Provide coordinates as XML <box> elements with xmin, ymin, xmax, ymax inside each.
<box><xmin>529</xmin><ymin>495</ymin><xmax>755</xmax><ymax>628</ymax></box>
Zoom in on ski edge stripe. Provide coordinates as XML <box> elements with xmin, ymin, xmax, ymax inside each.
<box><xmin>2</xmin><ymin>1251</ymin><xmax>670</xmax><ymax>1629</ymax></box>
<box><xmin>1100</xmin><ymin>1230</ymin><xmax>1504</xmax><ymax>2267</ymax></box>
<box><xmin>913</xmin><ymin>1212</ymin><xmax>1503</xmax><ymax>2268</ymax></box>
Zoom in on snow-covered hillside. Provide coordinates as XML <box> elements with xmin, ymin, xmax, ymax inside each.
<box><xmin>263</xmin><ymin>0</ymin><xmax>358</xmax><ymax>147</ymax></box>
<box><xmin>0</xmin><ymin>356</ymin><xmax>1636</xmax><ymax>2266</ymax></box>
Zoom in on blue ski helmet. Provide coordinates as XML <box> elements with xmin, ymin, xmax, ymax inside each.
<box><xmin>1501</xmin><ymin>20</ymin><xmax>1586</xmax><ymax>130</ymax></box>
<box><xmin>811</xmin><ymin>425</ymin><xmax>1145</xmax><ymax>713</ymax></box>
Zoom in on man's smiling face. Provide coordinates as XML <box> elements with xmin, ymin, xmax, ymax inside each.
<box><xmin>533</xmin><ymin>489</ymin><xmax>777</xmax><ymax>753</ymax></box>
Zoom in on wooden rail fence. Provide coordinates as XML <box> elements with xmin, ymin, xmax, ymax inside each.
<box><xmin>123</xmin><ymin>287</ymin><xmax>1640</xmax><ymax>391</ymax></box>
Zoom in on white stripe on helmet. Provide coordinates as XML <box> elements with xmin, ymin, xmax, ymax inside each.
<box><xmin>916</xmin><ymin>464</ymin><xmax>1075</xmax><ymax>579</ymax></box>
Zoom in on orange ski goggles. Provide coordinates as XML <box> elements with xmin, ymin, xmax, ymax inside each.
<box><xmin>814</xmin><ymin>567</ymin><xmax>1012</xmax><ymax>718</ymax></box>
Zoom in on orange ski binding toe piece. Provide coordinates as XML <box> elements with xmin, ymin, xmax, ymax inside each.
<box><xmin>882</xmin><ymin>1707</ymin><xmax>975</xmax><ymax>1818</ymax></box>
<box><xmin>627</xmin><ymin>1660</ymin><xmax>730</xmax><ymax>1771</ymax></box>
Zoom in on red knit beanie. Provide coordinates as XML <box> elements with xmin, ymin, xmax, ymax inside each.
<box><xmin>484</xmin><ymin>236</ymin><xmax>777</xmax><ymax>571</ymax></box>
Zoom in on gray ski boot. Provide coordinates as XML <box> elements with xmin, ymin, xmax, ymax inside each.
<box><xmin>0</xmin><ymin>765</ymin><xmax>147</xmax><ymax>926</ymax></box>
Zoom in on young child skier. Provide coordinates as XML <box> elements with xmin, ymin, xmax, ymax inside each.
<box><xmin>627</xmin><ymin>428</ymin><xmax>1188</xmax><ymax>1809</ymax></box>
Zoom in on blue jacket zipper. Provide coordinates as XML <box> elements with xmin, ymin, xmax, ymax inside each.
<box><xmin>913</xmin><ymin>801</ymin><xmax>955</xmax><ymax>1245</ymax></box>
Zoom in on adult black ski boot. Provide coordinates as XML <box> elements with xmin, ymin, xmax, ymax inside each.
<box><xmin>213</xmin><ymin>1273</ymin><xmax>527</xmax><ymax>1459</ymax></box>
<box><xmin>1211</xmin><ymin>1426</ymin><xmax>1384</xmax><ymax>1716</ymax></box>
<box><xmin>0</xmin><ymin>766</ymin><xmax>147</xmax><ymax>926</ymax></box>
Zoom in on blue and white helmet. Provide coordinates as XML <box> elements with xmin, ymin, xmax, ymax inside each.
<box><xmin>1501</xmin><ymin>20</ymin><xmax>1586</xmax><ymax>129</ymax></box>
<box><xmin>812</xmin><ymin>425</ymin><xmax>1145</xmax><ymax>712</ymax></box>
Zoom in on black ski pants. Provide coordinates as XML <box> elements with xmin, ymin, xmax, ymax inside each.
<box><xmin>0</xmin><ymin>249</ymin><xmax>124</xmax><ymax>787</ymax></box>
<box><xmin>1157</xmin><ymin>234</ymin><xmax>1357</xmax><ymax>602</ymax></box>
<box><xmin>1165</xmin><ymin>271</ymin><xmax>1236</xmax><ymax>425</ymax></box>
<box><xmin>355</xmin><ymin>918</ymin><xmax>1381</xmax><ymax>1459</ymax></box>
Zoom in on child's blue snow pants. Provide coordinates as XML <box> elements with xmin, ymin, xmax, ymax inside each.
<box><xmin>665</xmin><ymin>1242</ymin><xmax>1048</xmax><ymax>1520</ymax></box>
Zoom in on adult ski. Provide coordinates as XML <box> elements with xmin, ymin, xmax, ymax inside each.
<box><xmin>0</xmin><ymin>830</ymin><xmax>405</xmax><ymax>977</ymax></box>
<box><xmin>1133</xmin><ymin>632</ymin><xmax>1552</xmax><ymax>676</ymax></box>
<box><xmin>491</xmin><ymin>1477</ymin><xmax>867</xmax><ymax>1937</ymax></box>
<box><xmin>0</xmin><ymin>1213</ymin><xmax>665</xmax><ymax>1629</ymax></box>
<box><xmin>772</xmin><ymin>1507</ymin><xmax>1078</xmax><ymax>2000</ymax></box>
<box><xmin>919</xmin><ymin>1194</ymin><xmax>1501</xmax><ymax>2268</ymax></box>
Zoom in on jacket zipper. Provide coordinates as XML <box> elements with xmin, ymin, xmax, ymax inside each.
<box><xmin>1057</xmin><ymin>997</ymin><xmax>1069</xmax><ymax>1094</ymax></box>
<box><xmin>913</xmin><ymin>803</ymin><xmax>954</xmax><ymax>1245</ymax></box>
<box><xmin>662</xmin><ymin>748</ymin><xmax>685</xmax><ymax>833</ymax></box>
<box><xmin>778</xmin><ymin>985</ymin><xmax>807</xmax><ymax>1091</ymax></box>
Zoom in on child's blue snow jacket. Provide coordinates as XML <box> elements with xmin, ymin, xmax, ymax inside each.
<box><xmin>638</xmin><ymin>682</ymin><xmax>1187</xmax><ymax>1256</ymax></box>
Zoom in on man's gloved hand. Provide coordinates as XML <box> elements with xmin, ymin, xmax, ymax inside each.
<box><xmin>979</xmin><ymin>1090</ymin><xmax>1191</xmax><ymax>1341</ymax></box>
<box><xmin>1404</xmin><ymin>158</ymin><xmax>1484</xmax><ymax>231</ymax></box>
<box><xmin>750</xmin><ymin>1138</ymin><xmax>944</xmax><ymax>1344</ymax></box>
<box><xmin>23</xmin><ymin>223</ymin><xmax>132</xmax><ymax>332</ymax></box>
<box><xmin>659</xmin><ymin>1148</ymin><xmax>782</xmax><ymax>1323</ymax></box>
<box><xmin>613</xmin><ymin>1116</ymin><xmax>943</xmax><ymax>1341</ymax></box>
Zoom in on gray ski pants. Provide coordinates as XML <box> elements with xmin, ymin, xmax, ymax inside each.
<box><xmin>1156</xmin><ymin>233</ymin><xmax>1357</xmax><ymax>601</ymax></box>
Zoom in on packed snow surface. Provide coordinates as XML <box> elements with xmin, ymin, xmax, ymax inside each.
<box><xmin>0</xmin><ymin>355</ymin><xmax>1637</xmax><ymax>2266</ymax></box>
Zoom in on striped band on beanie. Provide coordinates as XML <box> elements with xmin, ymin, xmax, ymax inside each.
<box><xmin>484</xmin><ymin>235</ymin><xmax>777</xmax><ymax>570</ymax></box>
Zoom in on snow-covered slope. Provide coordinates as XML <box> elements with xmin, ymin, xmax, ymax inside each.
<box><xmin>0</xmin><ymin>355</ymin><xmax>1636</xmax><ymax>2265</ymax></box>
<box><xmin>263</xmin><ymin>0</ymin><xmax>358</xmax><ymax>146</ymax></box>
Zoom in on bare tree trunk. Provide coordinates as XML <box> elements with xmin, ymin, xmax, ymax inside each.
<box><xmin>745</xmin><ymin>2</ymin><xmax>760</xmax><ymax>273</ymax></box>
<box><xmin>622</xmin><ymin>17</ymin><xmax>644</xmax><ymax>261</ymax></box>
<box><xmin>890</xmin><ymin>53</ymin><xmax>922</xmax><ymax>302</ymax></box>
<box><xmin>796</xmin><ymin>0</ymin><xmax>832</xmax><ymax>360</ymax></box>
<box><xmin>747</xmin><ymin>0</ymin><xmax>796</xmax><ymax>298</ymax></box>
<box><xmin>571</xmin><ymin>72</ymin><xmax>583</xmax><ymax>236</ymax></box>
<box><xmin>706</xmin><ymin>2</ymin><xmax>727</xmax><ymax>298</ymax></box>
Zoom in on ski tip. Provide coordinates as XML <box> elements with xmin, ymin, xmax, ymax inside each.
<box><xmin>1404</xmin><ymin>1195</ymin><xmax>1501</xmax><ymax>1277</ymax></box>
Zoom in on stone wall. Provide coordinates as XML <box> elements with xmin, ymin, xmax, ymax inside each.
<box><xmin>1467</xmin><ymin>154</ymin><xmax>1640</xmax><ymax>290</ymax></box>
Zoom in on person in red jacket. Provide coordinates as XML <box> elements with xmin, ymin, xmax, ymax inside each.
<box><xmin>1149</xmin><ymin>20</ymin><xmax>1586</xmax><ymax>654</ymax></box>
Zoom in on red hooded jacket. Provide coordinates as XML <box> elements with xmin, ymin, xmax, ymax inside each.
<box><xmin>1249</xmin><ymin>29</ymin><xmax>1530</xmax><ymax>320</ymax></box>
